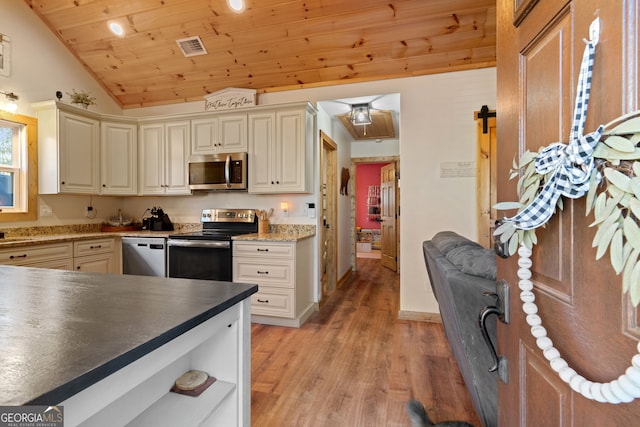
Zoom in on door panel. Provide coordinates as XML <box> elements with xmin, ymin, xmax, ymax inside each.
<box><xmin>498</xmin><ymin>0</ymin><xmax>640</xmax><ymax>425</ymax></box>
<box><xmin>380</xmin><ymin>163</ymin><xmax>397</xmax><ymax>271</ymax></box>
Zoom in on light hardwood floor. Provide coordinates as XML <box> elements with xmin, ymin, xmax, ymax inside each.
<box><xmin>251</xmin><ymin>258</ymin><xmax>481</xmax><ymax>426</ymax></box>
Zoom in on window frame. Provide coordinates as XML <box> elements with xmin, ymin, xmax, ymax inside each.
<box><xmin>0</xmin><ymin>110</ymin><xmax>37</xmax><ymax>222</ymax></box>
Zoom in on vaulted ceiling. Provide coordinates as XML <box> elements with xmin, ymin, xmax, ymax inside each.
<box><xmin>25</xmin><ymin>0</ymin><xmax>496</xmax><ymax>109</ymax></box>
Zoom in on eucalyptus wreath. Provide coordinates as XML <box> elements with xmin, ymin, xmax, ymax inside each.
<box><xmin>494</xmin><ymin>112</ymin><xmax>640</xmax><ymax>307</ymax></box>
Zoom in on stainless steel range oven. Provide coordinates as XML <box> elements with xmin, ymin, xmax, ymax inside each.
<box><xmin>167</xmin><ymin>208</ymin><xmax>257</xmax><ymax>281</ymax></box>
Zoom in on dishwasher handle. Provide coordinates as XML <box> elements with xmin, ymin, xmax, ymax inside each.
<box><xmin>167</xmin><ymin>240</ymin><xmax>230</xmax><ymax>249</ymax></box>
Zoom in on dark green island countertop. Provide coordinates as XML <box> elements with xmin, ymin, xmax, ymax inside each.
<box><xmin>0</xmin><ymin>265</ymin><xmax>257</xmax><ymax>406</ymax></box>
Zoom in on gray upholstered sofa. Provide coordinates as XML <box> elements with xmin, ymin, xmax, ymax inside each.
<box><xmin>422</xmin><ymin>231</ymin><xmax>498</xmax><ymax>427</ymax></box>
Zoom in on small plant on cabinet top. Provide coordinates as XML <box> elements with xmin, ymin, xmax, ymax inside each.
<box><xmin>66</xmin><ymin>89</ymin><xmax>97</xmax><ymax>108</ymax></box>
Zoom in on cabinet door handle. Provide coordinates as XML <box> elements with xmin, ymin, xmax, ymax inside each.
<box><xmin>257</xmin><ymin>270</ymin><xmax>269</xmax><ymax>275</ymax></box>
<box><xmin>90</xmin><ymin>245</ymin><xmax>102</xmax><ymax>249</ymax></box>
<box><xmin>257</xmin><ymin>298</ymin><xmax>270</xmax><ymax>303</ymax></box>
<box><xmin>9</xmin><ymin>254</ymin><xmax>27</xmax><ymax>259</ymax></box>
<box><xmin>256</xmin><ymin>248</ymin><xmax>269</xmax><ymax>252</ymax></box>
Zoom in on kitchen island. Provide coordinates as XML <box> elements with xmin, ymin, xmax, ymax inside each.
<box><xmin>0</xmin><ymin>265</ymin><xmax>257</xmax><ymax>426</ymax></box>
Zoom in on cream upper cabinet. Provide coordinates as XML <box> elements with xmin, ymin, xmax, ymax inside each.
<box><xmin>35</xmin><ymin>101</ymin><xmax>101</xmax><ymax>194</ymax></box>
<box><xmin>248</xmin><ymin>103</ymin><xmax>316</xmax><ymax>194</ymax></box>
<box><xmin>138</xmin><ymin>121</ymin><xmax>191</xmax><ymax>195</ymax></box>
<box><xmin>190</xmin><ymin>114</ymin><xmax>247</xmax><ymax>155</ymax></box>
<box><xmin>101</xmin><ymin>121</ymin><xmax>138</xmax><ymax>195</ymax></box>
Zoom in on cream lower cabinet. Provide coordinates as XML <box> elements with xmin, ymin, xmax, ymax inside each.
<box><xmin>74</xmin><ymin>238</ymin><xmax>117</xmax><ymax>273</ymax></box>
<box><xmin>232</xmin><ymin>238</ymin><xmax>314</xmax><ymax>327</ymax></box>
<box><xmin>0</xmin><ymin>238</ymin><xmax>118</xmax><ymax>274</ymax></box>
<box><xmin>0</xmin><ymin>242</ymin><xmax>74</xmax><ymax>270</ymax></box>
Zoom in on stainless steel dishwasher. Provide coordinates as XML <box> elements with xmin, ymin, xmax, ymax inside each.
<box><xmin>122</xmin><ymin>237</ymin><xmax>167</xmax><ymax>277</ymax></box>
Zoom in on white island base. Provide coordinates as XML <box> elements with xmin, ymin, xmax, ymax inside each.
<box><xmin>61</xmin><ymin>300</ymin><xmax>250</xmax><ymax>427</ymax></box>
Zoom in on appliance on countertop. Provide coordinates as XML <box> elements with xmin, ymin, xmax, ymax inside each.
<box><xmin>142</xmin><ymin>206</ymin><xmax>174</xmax><ymax>231</ymax></box>
<box><xmin>122</xmin><ymin>237</ymin><xmax>167</xmax><ymax>277</ymax></box>
<box><xmin>188</xmin><ymin>152</ymin><xmax>248</xmax><ymax>191</ymax></box>
<box><xmin>167</xmin><ymin>208</ymin><xmax>257</xmax><ymax>281</ymax></box>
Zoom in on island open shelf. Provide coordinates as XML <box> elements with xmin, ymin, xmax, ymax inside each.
<box><xmin>0</xmin><ymin>265</ymin><xmax>257</xmax><ymax>427</ymax></box>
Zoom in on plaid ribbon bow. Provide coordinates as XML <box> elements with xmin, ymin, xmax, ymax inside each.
<box><xmin>504</xmin><ymin>40</ymin><xmax>603</xmax><ymax>231</ymax></box>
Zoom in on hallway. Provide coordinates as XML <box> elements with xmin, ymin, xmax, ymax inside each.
<box><xmin>251</xmin><ymin>258</ymin><xmax>480</xmax><ymax>426</ymax></box>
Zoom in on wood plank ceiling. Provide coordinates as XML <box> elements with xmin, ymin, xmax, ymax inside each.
<box><xmin>24</xmin><ymin>0</ymin><xmax>496</xmax><ymax>109</ymax></box>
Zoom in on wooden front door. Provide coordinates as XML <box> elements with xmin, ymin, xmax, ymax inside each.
<box><xmin>497</xmin><ymin>0</ymin><xmax>640</xmax><ymax>425</ymax></box>
<box><xmin>380</xmin><ymin>162</ymin><xmax>397</xmax><ymax>271</ymax></box>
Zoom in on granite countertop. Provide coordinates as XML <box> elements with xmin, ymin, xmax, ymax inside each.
<box><xmin>233</xmin><ymin>231</ymin><xmax>315</xmax><ymax>242</ymax></box>
<box><xmin>0</xmin><ymin>230</ymin><xmax>175</xmax><ymax>248</ymax></box>
<box><xmin>0</xmin><ymin>223</ymin><xmax>315</xmax><ymax>247</ymax></box>
<box><xmin>0</xmin><ymin>265</ymin><xmax>257</xmax><ymax>406</ymax></box>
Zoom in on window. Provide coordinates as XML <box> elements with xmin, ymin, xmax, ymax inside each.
<box><xmin>0</xmin><ymin>110</ymin><xmax>37</xmax><ymax>221</ymax></box>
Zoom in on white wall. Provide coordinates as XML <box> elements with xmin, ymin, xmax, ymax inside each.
<box><xmin>316</xmin><ymin>104</ymin><xmax>354</xmax><ymax>283</ymax></box>
<box><xmin>1</xmin><ymin>0</ymin><xmax>123</xmax><ymax>227</ymax></box>
<box><xmin>6</xmin><ymin>0</ymin><xmax>496</xmax><ymax>315</ymax></box>
<box><xmin>351</xmin><ymin>139</ymin><xmax>400</xmax><ymax>158</ymax></box>
<box><xmin>254</xmin><ymin>71</ymin><xmax>497</xmax><ymax>315</ymax></box>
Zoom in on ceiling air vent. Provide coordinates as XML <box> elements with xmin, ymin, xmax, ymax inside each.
<box><xmin>176</xmin><ymin>36</ymin><xmax>208</xmax><ymax>57</ymax></box>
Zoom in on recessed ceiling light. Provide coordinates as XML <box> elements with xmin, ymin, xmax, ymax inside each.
<box><xmin>108</xmin><ymin>22</ymin><xmax>124</xmax><ymax>37</ymax></box>
<box><xmin>227</xmin><ymin>0</ymin><xmax>245</xmax><ymax>12</ymax></box>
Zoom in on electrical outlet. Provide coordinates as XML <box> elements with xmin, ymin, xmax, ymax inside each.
<box><xmin>40</xmin><ymin>205</ymin><xmax>52</xmax><ymax>217</ymax></box>
<box><xmin>85</xmin><ymin>206</ymin><xmax>94</xmax><ymax>218</ymax></box>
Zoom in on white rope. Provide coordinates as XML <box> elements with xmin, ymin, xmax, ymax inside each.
<box><xmin>518</xmin><ymin>244</ymin><xmax>640</xmax><ymax>403</ymax></box>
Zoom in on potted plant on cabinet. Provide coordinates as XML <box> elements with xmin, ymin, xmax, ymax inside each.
<box><xmin>67</xmin><ymin>89</ymin><xmax>97</xmax><ymax>109</ymax></box>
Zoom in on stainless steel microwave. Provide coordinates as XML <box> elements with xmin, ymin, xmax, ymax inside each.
<box><xmin>188</xmin><ymin>152</ymin><xmax>248</xmax><ymax>191</ymax></box>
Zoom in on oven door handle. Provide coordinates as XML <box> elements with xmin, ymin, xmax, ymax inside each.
<box><xmin>167</xmin><ymin>240</ymin><xmax>230</xmax><ymax>249</ymax></box>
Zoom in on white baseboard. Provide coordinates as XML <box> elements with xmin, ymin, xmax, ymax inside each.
<box><xmin>251</xmin><ymin>303</ymin><xmax>318</xmax><ymax>328</ymax></box>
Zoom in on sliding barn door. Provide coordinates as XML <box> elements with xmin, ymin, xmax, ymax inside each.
<box><xmin>497</xmin><ymin>0</ymin><xmax>640</xmax><ymax>424</ymax></box>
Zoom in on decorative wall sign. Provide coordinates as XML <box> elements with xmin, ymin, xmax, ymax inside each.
<box><xmin>440</xmin><ymin>161</ymin><xmax>477</xmax><ymax>178</ymax></box>
<box><xmin>204</xmin><ymin>87</ymin><xmax>256</xmax><ymax>111</ymax></box>
<box><xmin>0</xmin><ymin>34</ymin><xmax>11</xmax><ymax>78</ymax></box>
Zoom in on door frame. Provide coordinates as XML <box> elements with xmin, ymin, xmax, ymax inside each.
<box><xmin>320</xmin><ymin>131</ymin><xmax>338</xmax><ymax>300</ymax></box>
<box><xmin>475</xmin><ymin>111</ymin><xmax>497</xmax><ymax>248</ymax></box>
<box><xmin>350</xmin><ymin>155</ymin><xmax>400</xmax><ymax>271</ymax></box>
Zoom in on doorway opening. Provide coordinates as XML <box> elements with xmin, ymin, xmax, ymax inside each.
<box><xmin>351</xmin><ymin>156</ymin><xmax>400</xmax><ymax>272</ymax></box>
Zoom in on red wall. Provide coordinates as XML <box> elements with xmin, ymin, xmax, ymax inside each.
<box><xmin>356</xmin><ymin>163</ymin><xmax>388</xmax><ymax>230</ymax></box>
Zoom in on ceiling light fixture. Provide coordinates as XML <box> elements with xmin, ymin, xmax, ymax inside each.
<box><xmin>227</xmin><ymin>0</ymin><xmax>245</xmax><ymax>12</ymax></box>
<box><xmin>0</xmin><ymin>90</ymin><xmax>18</xmax><ymax>113</ymax></box>
<box><xmin>108</xmin><ymin>21</ymin><xmax>124</xmax><ymax>37</ymax></box>
<box><xmin>350</xmin><ymin>103</ymin><xmax>372</xmax><ymax>126</ymax></box>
